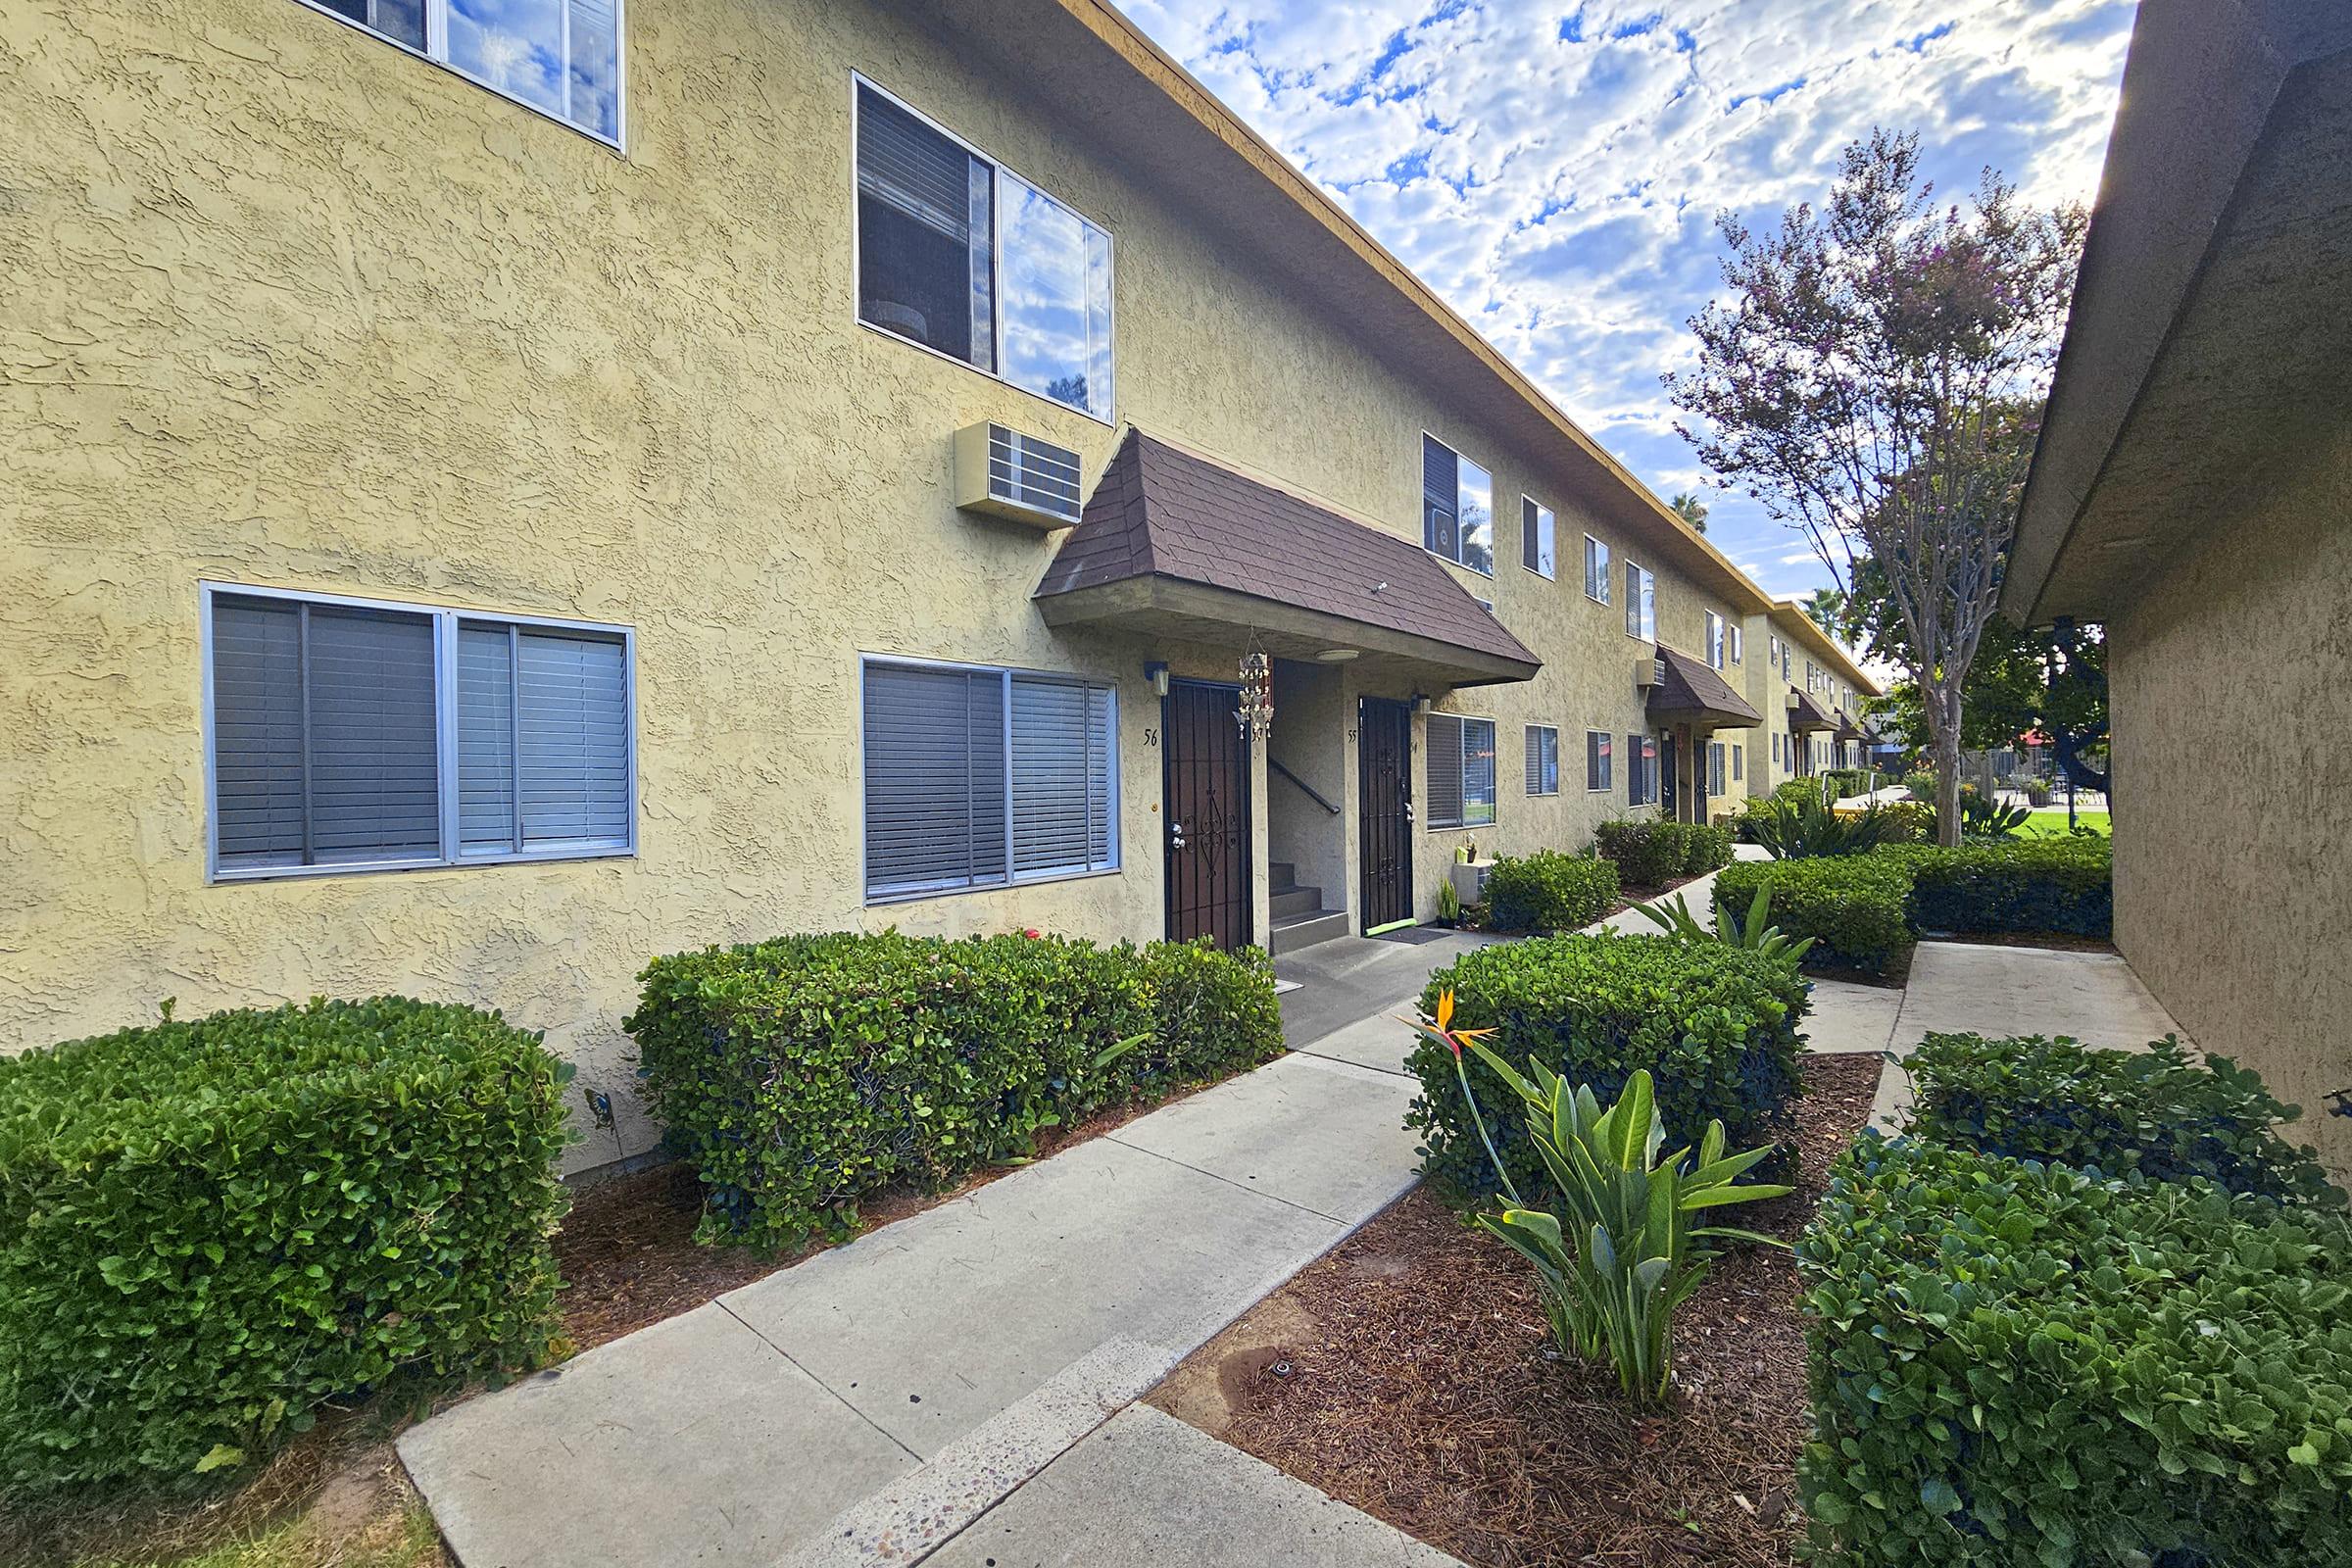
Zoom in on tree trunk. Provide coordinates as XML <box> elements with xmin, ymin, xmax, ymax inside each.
<box><xmin>1929</xmin><ymin>685</ymin><xmax>1965</xmax><ymax>847</ymax></box>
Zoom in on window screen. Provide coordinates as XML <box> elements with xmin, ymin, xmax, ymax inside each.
<box><xmin>456</xmin><ymin>622</ymin><xmax>632</xmax><ymax>858</ymax></box>
<box><xmin>1522</xmin><ymin>499</ymin><xmax>1555</xmax><ymax>578</ymax></box>
<box><xmin>1584</xmin><ymin>535</ymin><xmax>1611</xmax><ymax>603</ymax></box>
<box><xmin>1422</xmin><ymin>437</ymin><xmax>1493</xmax><ymax>574</ymax></box>
<box><xmin>863</xmin><ymin>661</ymin><xmax>1115</xmax><ymax>899</ymax></box>
<box><xmin>1524</xmin><ymin>725</ymin><xmax>1559</xmax><ymax>795</ymax></box>
<box><xmin>1425</xmin><ymin>710</ymin><xmax>1463</xmax><ymax>827</ymax></box>
<box><xmin>307</xmin><ymin>0</ymin><xmax>619</xmax><ymax>144</ymax></box>
<box><xmin>1624</xmin><ymin>563</ymin><xmax>1655</xmax><ymax>640</ymax></box>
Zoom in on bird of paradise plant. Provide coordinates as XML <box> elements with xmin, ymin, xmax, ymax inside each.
<box><xmin>1408</xmin><ymin>990</ymin><xmax>1790</xmax><ymax>1406</ymax></box>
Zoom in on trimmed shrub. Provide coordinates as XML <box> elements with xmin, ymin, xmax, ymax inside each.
<box><xmin>1902</xmin><ymin>770</ymin><xmax>1936</xmax><ymax>801</ymax></box>
<box><xmin>1484</xmin><ymin>849</ymin><xmax>1620</xmax><ymax>933</ymax></box>
<box><xmin>1715</xmin><ymin>856</ymin><xmax>1915</xmax><ymax>974</ymax></box>
<box><xmin>1867</xmin><ymin>799</ymin><xmax>1936</xmax><ymax>844</ymax></box>
<box><xmin>1407</xmin><ymin>934</ymin><xmax>1806</xmax><ymax>1203</ymax></box>
<box><xmin>631</xmin><ymin>933</ymin><xmax>1283</xmax><ymax>1250</ymax></box>
<box><xmin>1772</xmin><ymin>779</ymin><xmax>1825</xmax><ymax>807</ymax></box>
<box><xmin>1799</xmin><ymin>1137</ymin><xmax>2352</xmax><ymax>1566</ymax></box>
<box><xmin>1594</xmin><ymin>819</ymin><xmax>1696</xmax><ymax>887</ymax></box>
<box><xmin>1683</xmin><ymin>822</ymin><xmax>1735</xmax><ymax>876</ymax></box>
<box><xmin>1902</xmin><ymin>1032</ymin><xmax>2343</xmax><ymax>1208</ymax></box>
<box><xmin>0</xmin><ymin>999</ymin><xmax>571</xmax><ymax>1492</ymax></box>
<box><xmin>1884</xmin><ymin>835</ymin><xmax>2113</xmax><ymax>936</ymax></box>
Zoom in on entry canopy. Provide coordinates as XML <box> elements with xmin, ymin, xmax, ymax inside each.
<box><xmin>1788</xmin><ymin>689</ymin><xmax>1839</xmax><ymax>733</ymax></box>
<box><xmin>1645</xmin><ymin>643</ymin><xmax>1762</xmax><ymax>729</ymax></box>
<box><xmin>1034</xmin><ymin>428</ymin><xmax>1542</xmax><ymax>689</ymax></box>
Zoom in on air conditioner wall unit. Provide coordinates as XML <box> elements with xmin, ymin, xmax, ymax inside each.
<box><xmin>954</xmin><ymin>422</ymin><xmax>1085</xmax><ymax>530</ymax></box>
<box><xmin>1634</xmin><ymin>654</ymin><xmax>1660</xmax><ymax>690</ymax></box>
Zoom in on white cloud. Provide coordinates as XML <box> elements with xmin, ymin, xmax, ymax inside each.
<box><xmin>1122</xmin><ymin>0</ymin><xmax>2136</xmax><ymax>594</ymax></box>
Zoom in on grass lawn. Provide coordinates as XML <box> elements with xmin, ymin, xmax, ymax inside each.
<box><xmin>2022</xmin><ymin>809</ymin><xmax>2109</xmax><ymax>837</ymax></box>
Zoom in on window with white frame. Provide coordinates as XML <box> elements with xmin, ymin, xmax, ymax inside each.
<box><xmin>1521</xmin><ymin>498</ymin><xmax>1556</xmax><ymax>579</ymax></box>
<box><xmin>1426</xmin><ymin>712</ymin><xmax>1497</xmax><ymax>827</ymax></box>
<box><xmin>1704</xmin><ymin>610</ymin><xmax>1726</xmax><ymax>669</ymax></box>
<box><xmin>1729</xmin><ymin>624</ymin><xmax>1743</xmax><ymax>664</ymax></box>
<box><xmin>1524</xmin><ymin>724</ymin><xmax>1560</xmax><ymax>795</ymax></box>
<box><xmin>1623</xmin><ymin>561</ymin><xmax>1656</xmax><ymax>641</ymax></box>
<box><xmin>861</xmin><ymin>659</ymin><xmax>1117</xmax><ymax>899</ymax></box>
<box><xmin>1583</xmin><ymin>534</ymin><xmax>1611</xmax><ymax>603</ymax></box>
<box><xmin>1585</xmin><ymin>729</ymin><xmax>1613</xmax><ymax>793</ymax></box>
<box><xmin>1422</xmin><ymin>437</ymin><xmax>1494</xmax><ymax>575</ymax></box>
<box><xmin>1708</xmin><ymin>741</ymin><xmax>1727</xmax><ymax>798</ymax></box>
<box><xmin>855</xmin><ymin>80</ymin><xmax>1113</xmax><ymax>420</ymax></box>
<box><xmin>204</xmin><ymin>585</ymin><xmax>633</xmax><ymax>877</ymax></box>
<box><xmin>297</xmin><ymin>0</ymin><xmax>622</xmax><ymax>145</ymax></box>
<box><xmin>1733</xmin><ymin>742</ymin><xmax>1743</xmax><ymax>782</ymax></box>
<box><xmin>1769</xmin><ymin>633</ymin><xmax>1782</xmax><ymax>673</ymax></box>
<box><xmin>1627</xmin><ymin>732</ymin><xmax>1659</xmax><ymax>806</ymax></box>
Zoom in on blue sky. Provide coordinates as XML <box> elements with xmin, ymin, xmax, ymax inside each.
<box><xmin>1121</xmin><ymin>0</ymin><xmax>2138</xmax><ymax>598</ymax></box>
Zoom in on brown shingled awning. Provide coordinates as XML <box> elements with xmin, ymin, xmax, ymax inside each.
<box><xmin>1788</xmin><ymin>689</ymin><xmax>1839</xmax><ymax>732</ymax></box>
<box><xmin>1034</xmin><ymin>428</ymin><xmax>1542</xmax><ymax>688</ymax></box>
<box><xmin>1645</xmin><ymin>643</ymin><xmax>1763</xmax><ymax>728</ymax></box>
<box><xmin>1834</xmin><ymin>709</ymin><xmax>1865</xmax><ymax>741</ymax></box>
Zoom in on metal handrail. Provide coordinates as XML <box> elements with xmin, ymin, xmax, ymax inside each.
<box><xmin>1270</xmin><ymin>757</ymin><xmax>1341</xmax><ymax>816</ymax></box>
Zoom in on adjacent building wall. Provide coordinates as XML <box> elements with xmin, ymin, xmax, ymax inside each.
<box><xmin>2106</xmin><ymin>427</ymin><xmax>2351</xmax><ymax>1181</ymax></box>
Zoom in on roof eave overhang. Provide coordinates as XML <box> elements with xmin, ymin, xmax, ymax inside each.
<box><xmin>1647</xmin><ymin>699</ymin><xmax>1765</xmax><ymax>729</ymax></box>
<box><xmin>1036</xmin><ymin>574</ymin><xmax>1543</xmax><ymax>688</ymax></box>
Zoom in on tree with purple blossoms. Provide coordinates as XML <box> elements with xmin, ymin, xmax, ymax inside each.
<box><xmin>1666</xmin><ymin>130</ymin><xmax>2085</xmax><ymax>846</ymax></box>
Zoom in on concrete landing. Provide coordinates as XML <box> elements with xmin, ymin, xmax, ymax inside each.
<box><xmin>400</xmin><ymin>1052</ymin><xmax>1424</xmax><ymax>1568</ymax></box>
<box><xmin>923</xmin><ymin>1404</ymin><xmax>1465</xmax><ymax>1568</ymax></box>
<box><xmin>1801</xmin><ymin>978</ymin><xmax>1904</xmax><ymax>1055</ymax></box>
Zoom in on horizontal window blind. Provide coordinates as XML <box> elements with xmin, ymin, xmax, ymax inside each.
<box><xmin>1525</xmin><ymin>725</ymin><xmax>1558</xmax><ymax>795</ymax></box>
<box><xmin>857</xmin><ymin>86</ymin><xmax>980</xmax><ymax>242</ymax></box>
<box><xmin>1461</xmin><ymin>718</ymin><xmax>1497</xmax><ymax>825</ymax></box>
<box><xmin>1425</xmin><ymin>712</ymin><xmax>1464</xmax><ymax>827</ymax></box>
<box><xmin>456</xmin><ymin>624</ymin><xmax>517</xmax><ymax>856</ymax></box>
<box><xmin>516</xmin><ymin>629</ymin><xmax>631</xmax><ymax>848</ymax></box>
<box><xmin>211</xmin><ymin>596</ymin><xmax>308</xmax><ymax>866</ymax></box>
<box><xmin>1010</xmin><ymin>676</ymin><xmax>1115</xmax><ymax>877</ymax></box>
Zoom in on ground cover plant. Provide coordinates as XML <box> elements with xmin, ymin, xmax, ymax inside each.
<box><xmin>631</xmin><ymin>932</ymin><xmax>1283</xmax><ymax>1250</ymax></box>
<box><xmin>1799</xmin><ymin>1136</ymin><xmax>2352</xmax><ymax>1566</ymax></box>
<box><xmin>1902</xmin><ymin>1031</ymin><xmax>2342</xmax><ymax>1208</ymax></box>
<box><xmin>1481</xmin><ymin>849</ymin><xmax>1619</xmax><ymax>933</ymax></box>
<box><xmin>1408</xmin><ymin>934</ymin><xmax>1805</xmax><ymax>1204</ymax></box>
<box><xmin>0</xmin><ymin>998</ymin><xmax>571</xmax><ymax>1494</ymax></box>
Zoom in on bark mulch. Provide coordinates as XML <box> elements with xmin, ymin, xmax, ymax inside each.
<box><xmin>1149</xmin><ymin>1051</ymin><xmax>1884</xmax><ymax>1568</ymax></box>
<box><xmin>554</xmin><ymin>1090</ymin><xmax>1199</xmax><ymax>1351</ymax></box>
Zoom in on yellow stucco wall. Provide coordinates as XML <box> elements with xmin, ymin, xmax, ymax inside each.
<box><xmin>2</xmin><ymin>0</ymin><xmax>1763</xmax><ymax>1171</ymax></box>
<box><xmin>2106</xmin><ymin>427</ymin><xmax>2351</xmax><ymax>1183</ymax></box>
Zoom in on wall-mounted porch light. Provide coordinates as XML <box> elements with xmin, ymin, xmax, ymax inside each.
<box><xmin>1411</xmin><ymin>693</ymin><xmax>1433</xmax><ymax>715</ymax></box>
<box><xmin>1144</xmin><ymin>661</ymin><xmax>1170</xmax><ymax>698</ymax></box>
<box><xmin>1314</xmin><ymin>648</ymin><xmax>1359</xmax><ymax>663</ymax></box>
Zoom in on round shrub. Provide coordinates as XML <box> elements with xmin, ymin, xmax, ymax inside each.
<box><xmin>1800</xmin><ymin>1137</ymin><xmax>2352</xmax><ymax>1566</ymax></box>
<box><xmin>0</xmin><ymin>998</ymin><xmax>571</xmax><ymax>1492</ymax></box>
<box><xmin>1902</xmin><ymin>1032</ymin><xmax>2343</xmax><ymax>1208</ymax></box>
<box><xmin>1683</xmin><ymin>822</ymin><xmax>1735</xmax><ymax>876</ymax></box>
<box><xmin>1483</xmin><ymin>849</ymin><xmax>1620</xmax><ymax>933</ymax></box>
<box><xmin>1593</xmin><ymin>819</ymin><xmax>1697</xmax><ymax>887</ymax></box>
<box><xmin>1407</xmin><ymin>934</ymin><xmax>1806</xmax><ymax>1204</ymax></box>
<box><xmin>1715</xmin><ymin>855</ymin><xmax>1915</xmax><ymax>974</ymax></box>
<box><xmin>630</xmin><ymin>933</ymin><xmax>1283</xmax><ymax>1250</ymax></box>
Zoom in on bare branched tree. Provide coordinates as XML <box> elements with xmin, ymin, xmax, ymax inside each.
<box><xmin>1666</xmin><ymin>130</ymin><xmax>2084</xmax><ymax>844</ymax></box>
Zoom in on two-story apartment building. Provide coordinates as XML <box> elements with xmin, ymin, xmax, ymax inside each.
<box><xmin>2</xmin><ymin>0</ymin><xmax>1857</xmax><ymax>1174</ymax></box>
<box><xmin>1740</xmin><ymin>604</ymin><xmax>1881</xmax><ymax>796</ymax></box>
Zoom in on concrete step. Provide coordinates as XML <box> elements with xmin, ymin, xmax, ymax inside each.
<box><xmin>1269</xmin><ymin>859</ymin><xmax>1298</xmax><ymax>894</ymax></box>
<box><xmin>1268</xmin><ymin>907</ymin><xmax>1351</xmax><ymax>956</ymax></box>
<box><xmin>1270</xmin><ymin>885</ymin><xmax>1323</xmax><ymax>920</ymax></box>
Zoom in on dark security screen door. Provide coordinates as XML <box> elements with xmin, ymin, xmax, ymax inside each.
<box><xmin>1659</xmin><ymin>730</ymin><xmax>1678</xmax><ymax>817</ymax></box>
<box><xmin>1163</xmin><ymin>681</ymin><xmax>1251</xmax><ymax>951</ymax></box>
<box><xmin>1357</xmin><ymin>697</ymin><xmax>1414</xmax><ymax>932</ymax></box>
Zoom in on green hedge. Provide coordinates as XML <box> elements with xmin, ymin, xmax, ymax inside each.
<box><xmin>1799</xmin><ymin>1137</ymin><xmax>2352</xmax><ymax>1566</ymax></box>
<box><xmin>1902</xmin><ymin>1032</ymin><xmax>2343</xmax><ymax>1209</ymax></box>
<box><xmin>1715</xmin><ymin>856</ymin><xmax>1916</xmax><ymax>974</ymax></box>
<box><xmin>0</xmin><ymin>999</ymin><xmax>571</xmax><ymax>1492</ymax></box>
<box><xmin>1484</xmin><ymin>849</ymin><xmax>1620</xmax><ymax>933</ymax></box>
<box><xmin>1594</xmin><ymin>820</ymin><xmax>1697</xmax><ymax>887</ymax></box>
<box><xmin>1684</xmin><ymin>822</ymin><xmax>1736</xmax><ymax>876</ymax></box>
<box><xmin>1886</xmin><ymin>837</ymin><xmax>2113</xmax><ymax>936</ymax></box>
<box><xmin>631</xmin><ymin>933</ymin><xmax>1283</xmax><ymax>1250</ymax></box>
<box><xmin>1407</xmin><ymin>934</ymin><xmax>1805</xmax><ymax>1203</ymax></box>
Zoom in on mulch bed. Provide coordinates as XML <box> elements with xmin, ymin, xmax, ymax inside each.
<box><xmin>553</xmin><ymin>1090</ymin><xmax>1201</xmax><ymax>1351</ymax></box>
<box><xmin>1149</xmin><ymin>1052</ymin><xmax>1884</xmax><ymax>1568</ymax></box>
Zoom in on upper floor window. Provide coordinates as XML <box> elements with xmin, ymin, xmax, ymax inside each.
<box><xmin>1729</xmin><ymin>624</ymin><xmax>1743</xmax><ymax>664</ymax></box>
<box><xmin>855</xmin><ymin>80</ymin><xmax>1113</xmax><ymax>420</ymax></box>
<box><xmin>1422</xmin><ymin>436</ymin><xmax>1494</xmax><ymax>576</ymax></box>
<box><xmin>1425</xmin><ymin>712</ymin><xmax>1497</xmax><ymax>827</ymax></box>
<box><xmin>1521</xmin><ymin>499</ymin><xmax>1555</xmax><ymax>579</ymax></box>
<box><xmin>301</xmin><ymin>0</ymin><xmax>623</xmax><ymax>146</ymax></box>
<box><xmin>204</xmin><ymin>584</ymin><xmax>634</xmax><ymax>878</ymax></box>
<box><xmin>1623</xmin><ymin>561</ymin><xmax>1656</xmax><ymax>641</ymax></box>
<box><xmin>862</xmin><ymin>658</ymin><xmax>1118</xmax><ymax>899</ymax></box>
<box><xmin>1583</xmin><ymin>535</ymin><xmax>1612</xmax><ymax>604</ymax></box>
<box><xmin>1704</xmin><ymin>610</ymin><xmax>1726</xmax><ymax>669</ymax></box>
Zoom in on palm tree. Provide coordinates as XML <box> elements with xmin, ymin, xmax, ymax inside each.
<box><xmin>1669</xmin><ymin>492</ymin><xmax>1709</xmax><ymax>533</ymax></box>
<box><xmin>1799</xmin><ymin>587</ymin><xmax>1847</xmax><ymax>636</ymax></box>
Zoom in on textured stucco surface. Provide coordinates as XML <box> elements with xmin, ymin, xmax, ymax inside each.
<box><xmin>4</xmin><ymin>0</ymin><xmax>1765</xmax><ymax>1171</ymax></box>
<box><xmin>2105</xmin><ymin>427</ymin><xmax>2351</xmax><ymax>1184</ymax></box>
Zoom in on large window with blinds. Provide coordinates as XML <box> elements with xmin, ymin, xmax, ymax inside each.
<box><xmin>1425</xmin><ymin>712</ymin><xmax>1497</xmax><ymax>829</ymax></box>
<box><xmin>855</xmin><ymin>78</ymin><xmax>1114</xmax><ymax>419</ymax></box>
<box><xmin>862</xmin><ymin>658</ymin><xmax>1118</xmax><ymax>901</ymax></box>
<box><xmin>1421</xmin><ymin>436</ymin><xmax>1494</xmax><ymax>575</ymax></box>
<box><xmin>203</xmin><ymin>585</ymin><xmax>634</xmax><ymax>878</ymax></box>
<box><xmin>294</xmin><ymin>0</ymin><xmax>623</xmax><ymax>145</ymax></box>
<box><xmin>1524</xmin><ymin>724</ymin><xmax>1560</xmax><ymax>796</ymax></box>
